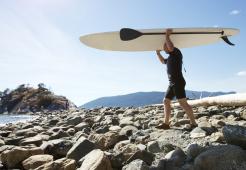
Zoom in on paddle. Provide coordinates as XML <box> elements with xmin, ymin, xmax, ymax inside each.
<box><xmin>120</xmin><ymin>28</ymin><xmax>234</xmax><ymax>46</ymax></box>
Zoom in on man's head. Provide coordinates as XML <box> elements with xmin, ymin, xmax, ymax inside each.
<box><xmin>163</xmin><ymin>43</ymin><xmax>171</xmax><ymax>54</ymax></box>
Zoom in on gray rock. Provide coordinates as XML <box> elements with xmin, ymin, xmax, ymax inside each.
<box><xmin>19</xmin><ymin>135</ymin><xmax>43</xmax><ymax>146</ymax></box>
<box><xmin>66</xmin><ymin>116</ymin><xmax>82</xmax><ymax>126</ymax></box>
<box><xmin>49</xmin><ymin>129</ymin><xmax>70</xmax><ymax>140</ymax></box>
<box><xmin>4</xmin><ymin>136</ymin><xmax>25</xmax><ymax>145</ymax></box>
<box><xmin>164</xmin><ymin>148</ymin><xmax>186</xmax><ymax>167</ymax></box>
<box><xmin>120</xmin><ymin>117</ymin><xmax>134</xmax><ymax>127</ymax></box>
<box><xmin>186</xmin><ymin>144</ymin><xmax>205</xmax><ymax>159</ymax></box>
<box><xmin>66</xmin><ymin>136</ymin><xmax>96</xmax><ymax>162</ymax></box>
<box><xmin>147</xmin><ymin>141</ymin><xmax>161</xmax><ymax>153</ymax></box>
<box><xmin>125</xmin><ymin>150</ymin><xmax>155</xmax><ymax>166</ymax></box>
<box><xmin>91</xmin><ymin>131</ymin><xmax>120</xmax><ymax>150</ymax></box>
<box><xmin>41</xmin><ymin>139</ymin><xmax>73</xmax><ymax>159</ymax></box>
<box><xmin>190</xmin><ymin>127</ymin><xmax>207</xmax><ymax>138</ymax></box>
<box><xmin>119</xmin><ymin>125</ymin><xmax>138</xmax><ymax>137</ymax></box>
<box><xmin>75</xmin><ymin>122</ymin><xmax>90</xmax><ymax>131</ymax></box>
<box><xmin>122</xmin><ymin>159</ymin><xmax>149</xmax><ymax>170</ymax></box>
<box><xmin>222</xmin><ymin>125</ymin><xmax>246</xmax><ymax>149</ymax></box>
<box><xmin>194</xmin><ymin>145</ymin><xmax>246</xmax><ymax>170</ymax></box>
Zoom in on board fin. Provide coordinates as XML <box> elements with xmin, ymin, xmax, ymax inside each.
<box><xmin>221</xmin><ymin>36</ymin><xmax>235</xmax><ymax>46</ymax></box>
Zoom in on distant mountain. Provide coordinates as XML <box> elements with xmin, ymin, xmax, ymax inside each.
<box><xmin>81</xmin><ymin>90</ymin><xmax>236</xmax><ymax>108</ymax></box>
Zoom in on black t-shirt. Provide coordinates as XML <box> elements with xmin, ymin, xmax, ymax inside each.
<box><xmin>165</xmin><ymin>47</ymin><xmax>185</xmax><ymax>84</ymax></box>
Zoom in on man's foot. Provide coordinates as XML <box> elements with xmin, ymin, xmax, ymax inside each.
<box><xmin>155</xmin><ymin>123</ymin><xmax>170</xmax><ymax>130</ymax></box>
<box><xmin>190</xmin><ymin>123</ymin><xmax>198</xmax><ymax>128</ymax></box>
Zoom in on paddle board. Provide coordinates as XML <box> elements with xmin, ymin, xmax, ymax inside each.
<box><xmin>80</xmin><ymin>27</ymin><xmax>239</xmax><ymax>51</ymax></box>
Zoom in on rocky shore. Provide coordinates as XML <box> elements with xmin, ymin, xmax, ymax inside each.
<box><xmin>0</xmin><ymin>104</ymin><xmax>246</xmax><ymax>170</ymax></box>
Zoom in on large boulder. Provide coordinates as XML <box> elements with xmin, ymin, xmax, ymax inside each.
<box><xmin>34</xmin><ymin>158</ymin><xmax>76</xmax><ymax>170</ymax></box>
<box><xmin>19</xmin><ymin>135</ymin><xmax>43</xmax><ymax>146</ymax></box>
<box><xmin>79</xmin><ymin>149</ymin><xmax>112</xmax><ymax>170</ymax></box>
<box><xmin>66</xmin><ymin>136</ymin><xmax>96</xmax><ymax>162</ymax></box>
<box><xmin>41</xmin><ymin>139</ymin><xmax>73</xmax><ymax>159</ymax></box>
<box><xmin>222</xmin><ymin>125</ymin><xmax>246</xmax><ymax>149</ymax></box>
<box><xmin>194</xmin><ymin>145</ymin><xmax>246</xmax><ymax>170</ymax></box>
<box><xmin>88</xmin><ymin>131</ymin><xmax>120</xmax><ymax>150</ymax></box>
<box><xmin>22</xmin><ymin>154</ymin><xmax>53</xmax><ymax>170</ymax></box>
<box><xmin>0</xmin><ymin>147</ymin><xmax>43</xmax><ymax>169</ymax></box>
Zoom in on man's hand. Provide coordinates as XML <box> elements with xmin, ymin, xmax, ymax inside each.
<box><xmin>166</xmin><ymin>28</ymin><xmax>173</xmax><ymax>35</ymax></box>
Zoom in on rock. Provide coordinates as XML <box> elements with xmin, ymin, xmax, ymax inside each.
<box><xmin>79</xmin><ymin>149</ymin><xmax>112</xmax><ymax>170</ymax></box>
<box><xmin>4</xmin><ymin>136</ymin><xmax>25</xmax><ymax>145</ymax></box>
<box><xmin>164</xmin><ymin>148</ymin><xmax>186</xmax><ymax>167</ymax></box>
<box><xmin>108</xmin><ymin>152</ymin><xmax>125</xmax><ymax>169</ymax></box>
<box><xmin>137</xmin><ymin>144</ymin><xmax>146</xmax><ymax>151</ymax></box>
<box><xmin>22</xmin><ymin>154</ymin><xmax>53</xmax><ymax>170</ymax></box>
<box><xmin>0</xmin><ymin>147</ymin><xmax>43</xmax><ymax>168</ymax></box>
<box><xmin>41</xmin><ymin>139</ymin><xmax>73</xmax><ymax>159</ymax></box>
<box><xmin>210</xmin><ymin>132</ymin><xmax>224</xmax><ymax>143</ymax></box>
<box><xmin>75</xmin><ymin>122</ymin><xmax>90</xmax><ymax>131</ymax></box>
<box><xmin>125</xmin><ymin>150</ymin><xmax>155</xmax><ymax>166</ymax></box>
<box><xmin>66</xmin><ymin>116</ymin><xmax>82</xmax><ymax>126</ymax></box>
<box><xmin>190</xmin><ymin>127</ymin><xmax>207</xmax><ymax>138</ymax></box>
<box><xmin>198</xmin><ymin>121</ymin><xmax>216</xmax><ymax>135</ymax></box>
<box><xmin>186</xmin><ymin>144</ymin><xmax>205</xmax><ymax>159</ymax></box>
<box><xmin>177</xmin><ymin>119</ymin><xmax>190</xmax><ymax>125</ymax></box>
<box><xmin>240</xmin><ymin>110</ymin><xmax>246</xmax><ymax>120</ymax></box>
<box><xmin>122</xmin><ymin>159</ymin><xmax>149</xmax><ymax>170</ymax></box>
<box><xmin>66</xmin><ymin>136</ymin><xmax>96</xmax><ymax>162</ymax></box>
<box><xmin>120</xmin><ymin>117</ymin><xmax>134</xmax><ymax>127</ymax></box>
<box><xmin>19</xmin><ymin>135</ymin><xmax>43</xmax><ymax>146</ymax></box>
<box><xmin>194</xmin><ymin>145</ymin><xmax>246</xmax><ymax>170</ymax></box>
<box><xmin>222</xmin><ymin>125</ymin><xmax>246</xmax><ymax>149</ymax></box>
<box><xmin>88</xmin><ymin>131</ymin><xmax>120</xmax><ymax>150</ymax></box>
<box><xmin>119</xmin><ymin>125</ymin><xmax>138</xmax><ymax>137</ymax></box>
<box><xmin>35</xmin><ymin>158</ymin><xmax>76</xmax><ymax>170</ymax></box>
<box><xmin>114</xmin><ymin>140</ymin><xmax>140</xmax><ymax>161</ymax></box>
<box><xmin>49</xmin><ymin>129</ymin><xmax>70</xmax><ymax>140</ymax></box>
<box><xmin>147</xmin><ymin>141</ymin><xmax>161</xmax><ymax>153</ymax></box>
<box><xmin>211</xmin><ymin>119</ymin><xmax>226</xmax><ymax>127</ymax></box>
<box><xmin>0</xmin><ymin>131</ymin><xmax>11</xmax><ymax>137</ymax></box>
<box><xmin>109</xmin><ymin>126</ymin><xmax>122</xmax><ymax>131</ymax></box>
<box><xmin>0</xmin><ymin>139</ymin><xmax>5</xmax><ymax>147</ymax></box>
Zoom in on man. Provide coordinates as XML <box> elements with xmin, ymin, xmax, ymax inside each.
<box><xmin>156</xmin><ymin>28</ymin><xmax>197</xmax><ymax>129</ymax></box>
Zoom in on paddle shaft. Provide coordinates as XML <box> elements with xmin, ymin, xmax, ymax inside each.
<box><xmin>142</xmin><ymin>31</ymin><xmax>224</xmax><ymax>35</ymax></box>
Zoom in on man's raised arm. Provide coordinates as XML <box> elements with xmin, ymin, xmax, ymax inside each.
<box><xmin>165</xmin><ymin>29</ymin><xmax>174</xmax><ymax>52</ymax></box>
<box><xmin>156</xmin><ymin>50</ymin><xmax>166</xmax><ymax>64</ymax></box>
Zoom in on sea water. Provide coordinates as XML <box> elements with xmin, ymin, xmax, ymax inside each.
<box><xmin>0</xmin><ymin>114</ymin><xmax>36</xmax><ymax>126</ymax></box>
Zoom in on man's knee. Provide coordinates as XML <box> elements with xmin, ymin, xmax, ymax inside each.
<box><xmin>178</xmin><ymin>98</ymin><xmax>189</xmax><ymax>107</ymax></box>
<box><xmin>163</xmin><ymin>98</ymin><xmax>171</xmax><ymax>106</ymax></box>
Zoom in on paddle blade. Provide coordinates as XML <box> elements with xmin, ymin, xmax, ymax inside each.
<box><xmin>120</xmin><ymin>28</ymin><xmax>143</xmax><ymax>41</ymax></box>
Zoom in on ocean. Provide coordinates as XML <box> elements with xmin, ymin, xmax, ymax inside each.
<box><xmin>0</xmin><ymin>114</ymin><xmax>36</xmax><ymax>126</ymax></box>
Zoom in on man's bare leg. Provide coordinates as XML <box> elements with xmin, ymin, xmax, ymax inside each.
<box><xmin>178</xmin><ymin>98</ymin><xmax>197</xmax><ymax>125</ymax></box>
<box><xmin>163</xmin><ymin>98</ymin><xmax>172</xmax><ymax>125</ymax></box>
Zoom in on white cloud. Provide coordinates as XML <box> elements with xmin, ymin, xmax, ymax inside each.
<box><xmin>237</xmin><ymin>71</ymin><xmax>246</xmax><ymax>76</ymax></box>
<box><xmin>229</xmin><ymin>10</ymin><xmax>240</xmax><ymax>15</ymax></box>
<box><xmin>213</xmin><ymin>25</ymin><xmax>219</xmax><ymax>28</ymax></box>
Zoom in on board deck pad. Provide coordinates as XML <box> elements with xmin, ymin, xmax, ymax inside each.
<box><xmin>80</xmin><ymin>28</ymin><xmax>239</xmax><ymax>51</ymax></box>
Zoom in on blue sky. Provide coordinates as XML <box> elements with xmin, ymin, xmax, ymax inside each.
<box><xmin>0</xmin><ymin>0</ymin><xmax>245</xmax><ymax>105</ymax></box>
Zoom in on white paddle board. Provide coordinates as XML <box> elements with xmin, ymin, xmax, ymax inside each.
<box><xmin>79</xmin><ymin>27</ymin><xmax>239</xmax><ymax>51</ymax></box>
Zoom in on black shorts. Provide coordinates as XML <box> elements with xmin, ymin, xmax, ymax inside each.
<box><xmin>165</xmin><ymin>81</ymin><xmax>186</xmax><ymax>100</ymax></box>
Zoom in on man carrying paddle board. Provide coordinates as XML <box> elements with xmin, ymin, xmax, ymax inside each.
<box><xmin>155</xmin><ymin>29</ymin><xmax>197</xmax><ymax>130</ymax></box>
